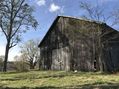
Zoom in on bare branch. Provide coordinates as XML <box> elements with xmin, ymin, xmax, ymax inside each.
<box><xmin>12</xmin><ymin>0</ymin><xmax>25</xmax><ymax>20</ymax></box>
<box><xmin>11</xmin><ymin>16</ymin><xmax>25</xmax><ymax>38</ymax></box>
<box><xmin>9</xmin><ymin>43</ymin><xmax>17</xmax><ymax>49</ymax></box>
<box><xmin>0</xmin><ymin>18</ymin><xmax>8</xmax><ymax>40</ymax></box>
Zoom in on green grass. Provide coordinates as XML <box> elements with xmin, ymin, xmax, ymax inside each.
<box><xmin>0</xmin><ymin>71</ymin><xmax>119</xmax><ymax>89</ymax></box>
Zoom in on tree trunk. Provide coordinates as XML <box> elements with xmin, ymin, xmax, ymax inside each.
<box><xmin>30</xmin><ymin>62</ymin><xmax>35</xmax><ymax>69</ymax></box>
<box><xmin>30</xmin><ymin>64</ymin><xmax>35</xmax><ymax>69</ymax></box>
<box><xmin>3</xmin><ymin>41</ymin><xmax>10</xmax><ymax>72</ymax></box>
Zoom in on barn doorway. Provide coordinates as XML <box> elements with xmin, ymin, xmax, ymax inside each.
<box><xmin>94</xmin><ymin>59</ymin><xmax>97</xmax><ymax>71</ymax></box>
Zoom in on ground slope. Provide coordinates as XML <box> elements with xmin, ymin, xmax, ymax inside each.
<box><xmin>0</xmin><ymin>71</ymin><xmax>119</xmax><ymax>89</ymax></box>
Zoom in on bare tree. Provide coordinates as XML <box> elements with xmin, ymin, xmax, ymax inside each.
<box><xmin>14</xmin><ymin>55</ymin><xmax>29</xmax><ymax>72</ymax></box>
<box><xmin>79</xmin><ymin>1</ymin><xmax>108</xmax><ymax>71</ymax></box>
<box><xmin>111</xmin><ymin>9</ymin><xmax>119</xmax><ymax>26</ymax></box>
<box><xmin>0</xmin><ymin>0</ymin><xmax>38</xmax><ymax>72</ymax></box>
<box><xmin>79</xmin><ymin>1</ymin><xmax>113</xmax><ymax>24</ymax></box>
<box><xmin>20</xmin><ymin>39</ymin><xmax>40</xmax><ymax>69</ymax></box>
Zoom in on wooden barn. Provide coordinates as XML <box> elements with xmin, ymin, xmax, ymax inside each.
<box><xmin>38</xmin><ymin>16</ymin><xmax>119</xmax><ymax>72</ymax></box>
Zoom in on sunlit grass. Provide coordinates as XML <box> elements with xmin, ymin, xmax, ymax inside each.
<box><xmin>0</xmin><ymin>71</ymin><xmax>119</xmax><ymax>89</ymax></box>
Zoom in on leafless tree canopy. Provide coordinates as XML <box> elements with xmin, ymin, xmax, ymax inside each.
<box><xmin>20</xmin><ymin>39</ymin><xmax>40</xmax><ymax>69</ymax></box>
<box><xmin>79</xmin><ymin>1</ymin><xmax>119</xmax><ymax>27</ymax></box>
<box><xmin>0</xmin><ymin>0</ymin><xmax>38</xmax><ymax>72</ymax></box>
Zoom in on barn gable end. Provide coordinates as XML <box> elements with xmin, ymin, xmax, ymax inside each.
<box><xmin>39</xmin><ymin>16</ymin><xmax>119</xmax><ymax>72</ymax></box>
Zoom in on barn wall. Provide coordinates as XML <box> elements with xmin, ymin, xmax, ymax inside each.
<box><xmin>40</xmin><ymin>17</ymin><xmax>71</xmax><ymax>71</ymax></box>
<box><xmin>102</xmin><ymin>41</ymin><xmax>119</xmax><ymax>72</ymax></box>
<box><xmin>40</xmin><ymin>16</ymin><xmax>104</xmax><ymax>71</ymax></box>
<box><xmin>51</xmin><ymin>47</ymin><xmax>70</xmax><ymax>71</ymax></box>
<box><xmin>101</xmin><ymin>25</ymin><xmax>119</xmax><ymax>72</ymax></box>
<box><xmin>39</xmin><ymin>16</ymin><xmax>119</xmax><ymax>72</ymax></box>
<box><xmin>60</xmin><ymin>17</ymin><xmax>104</xmax><ymax>71</ymax></box>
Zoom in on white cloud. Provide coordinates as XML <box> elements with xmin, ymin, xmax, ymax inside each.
<box><xmin>49</xmin><ymin>3</ymin><xmax>61</xmax><ymax>12</ymax></box>
<box><xmin>37</xmin><ymin>0</ymin><xmax>46</xmax><ymax>6</ymax></box>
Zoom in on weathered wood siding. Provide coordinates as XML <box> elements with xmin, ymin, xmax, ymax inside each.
<box><xmin>40</xmin><ymin>17</ymin><xmax>70</xmax><ymax>71</ymax></box>
<box><xmin>60</xmin><ymin>17</ymin><xmax>105</xmax><ymax>71</ymax></box>
<box><xmin>101</xmin><ymin>26</ymin><xmax>119</xmax><ymax>72</ymax></box>
<box><xmin>39</xmin><ymin>16</ymin><xmax>119</xmax><ymax>72</ymax></box>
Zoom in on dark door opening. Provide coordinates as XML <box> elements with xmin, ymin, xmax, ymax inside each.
<box><xmin>94</xmin><ymin>59</ymin><xmax>97</xmax><ymax>71</ymax></box>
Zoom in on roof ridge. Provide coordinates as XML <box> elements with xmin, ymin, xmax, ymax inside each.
<box><xmin>58</xmin><ymin>15</ymin><xmax>105</xmax><ymax>25</ymax></box>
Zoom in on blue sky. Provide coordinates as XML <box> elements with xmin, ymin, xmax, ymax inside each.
<box><xmin>0</xmin><ymin>0</ymin><xmax>119</xmax><ymax>61</ymax></box>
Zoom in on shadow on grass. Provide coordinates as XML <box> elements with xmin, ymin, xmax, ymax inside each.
<box><xmin>1</xmin><ymin>83</ymin><xmax>119</xmax><ymax>89</ymax></box>
<box><xmin>0</xmin><ymin>72</ymin><xmax>71</xmax><ymax>81</ymax></box>
<box><xmin>0</xmin><ymin>74</ymin><xmax>68</xmax><ymax>81</ymax></box>
<box><xmin>0</xmin><ymin>71</ymin><xmax>116</xmax><ymax>82</ymax></box>
<box><xmin>0</xmin><ymin>71</ymin><xmax>30</xmax><ymax>75</ymax></box>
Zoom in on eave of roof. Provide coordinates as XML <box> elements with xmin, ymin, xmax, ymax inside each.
<box><xmin>38</xmin><ymin>16</ymin><xmax>60</xmax><ymax>47</ymax></box>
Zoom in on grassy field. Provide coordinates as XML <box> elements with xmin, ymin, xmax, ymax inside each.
<box><xmin>0</xmin><ymin>71</ymin><xmax>119</xmax><ymax>89</ymax></box>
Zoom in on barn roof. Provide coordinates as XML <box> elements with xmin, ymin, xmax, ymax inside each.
<box><xmin>38</xmin><ymin>16</ymin><xmax>60</xmax><ymax>47</ymax></box>
<box><xmin>38</xmin><ymin>15</ymin><xmax>119</xmax><ymax>47</ymax></box>
<box><xmin>58</xmin><ymin>15</ymin><xmax>104</xmax><ymax>24</ymax></box>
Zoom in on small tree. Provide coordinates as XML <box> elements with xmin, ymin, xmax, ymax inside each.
<box><xmin>0</xmin><ymin>55</ymin><xmax>4</xmax><ymax>71</ymax></box>
<box><xmin>20</xmin><ymin>39</ymin><xmax>40</xmax><ymax>69</ymax></box>
<box><xmin>14</xmin><ymin>55</ymin><xmax>29</xmax><ymax>72</ymax></box>
<box><xmin>0</xmin><ymin>0</ymin><xmax>38</xmax><ymax>72</ymax></box>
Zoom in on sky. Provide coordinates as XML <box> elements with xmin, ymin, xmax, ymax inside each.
<box><xmin>0</xmin><ymin>0</ymin><xmax>119</xmax><ymax>61</ymax></box>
